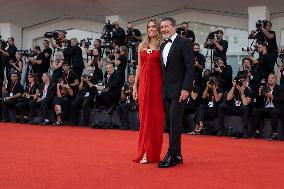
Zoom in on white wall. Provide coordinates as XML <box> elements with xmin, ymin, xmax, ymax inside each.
<box><xmin>0</xmin><ymin>23</ymin><xmax>22</xmax><ymax>47</ymax></box>
<box><xmin>135</xmin><ymin>10</ymin><xmax>248</xmax><ymax>33</ymax></box>
<box><xmin>22</xmin><ymin>18</ymin><xmax>105</xmax><ymax>49</ymax></box>
<box><xmin>272</xmin><ymin>16</ymin><xmax>284</xmax><ymax>48</ymax></box>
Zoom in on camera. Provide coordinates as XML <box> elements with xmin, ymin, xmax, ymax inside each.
<box><xmin>0</xmin><ymin>36</ymin><xmax>8</xmax><ymax>49</ymax></box>
<box><xmin>80</xmin><ymin>38</ymin><xmax>93</xmax><ymax>48</ymax></box>
<box><xmin>242</xmin><ymin>46</ymin><xmax>256</xmax><ymax>52</ymax></box>
<box><xmin>256</xmin><ymin>20</ymin><xmax>269</xmax><ymax>32</ymax></box>
<box><xmin>279</xmin><ymin>49</ymin><xmax>284</xmax><ymax>61</ymax></box>
<box><xmin>236</xmin><ymin>79</ymin><xmax>243</xmax><ymax>87</ymax></box>
<box><xmin>208</xmin><ymin>31</ymin><xmax>218</xmax><ymax>40</ymax></box>
<box><xmin>20</xmin><ymin>49</ymin><xmax>36</xmax><ymax>57</ymax></box>
<box><xmin>82</xmin><ymin>73</ymin><xmax>93</xmax><ymax>80</ymax></box>
<box><xmin>101</xmin><ymin>20</ymin><xmax>114</xmax><ymax>42</ymax></box>
<box><xmin>44</xmin><ymin>31</ymin><xmax>59</xmax><ymax>39</ymax></box>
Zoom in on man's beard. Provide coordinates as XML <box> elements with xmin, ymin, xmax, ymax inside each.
<box><xmin>162</xmin><ymin>33</ymin><xmax>170</xmax><ymax>40</ymax></box>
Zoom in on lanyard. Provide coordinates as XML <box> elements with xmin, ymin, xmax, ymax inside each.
<box><xmin>10</xmin><ymin>82</ymin><xmax>17</xmax><ymax>93</ymax></box>
<box><xmin>64</xmin><ymin>72</ymin><xmax>70</xmax><ymax>84</ymax></box>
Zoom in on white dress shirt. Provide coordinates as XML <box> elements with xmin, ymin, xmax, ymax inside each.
<box><xmin>162</xmin><ymin>33</ymin><xmax>178</xmax><ymax>66</ymax></box>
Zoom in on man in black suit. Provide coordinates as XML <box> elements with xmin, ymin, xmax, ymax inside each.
<box><xmin>159</xmin><ymin>17</ymin><xmax>194</xmax><ymax>168</ymax></box>
<box><xmin>64</xmin><ymin>38</ymin><xmax>84</xmax><ymax>78</ymax></box>
<box><xmin>95</xmin><ymin>63</ymin><xmax>121</xmax><ymax>111</ymax></box>
<box><xmin>29</xmin><ymin>73</ymin><xmax>56</xmax><ymax>125</ymax></box>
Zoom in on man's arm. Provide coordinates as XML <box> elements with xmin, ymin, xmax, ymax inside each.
<box><xmin>181</xmin><ymin>39</ymin><xmax>195</xmax><ymax>92</ymax></box>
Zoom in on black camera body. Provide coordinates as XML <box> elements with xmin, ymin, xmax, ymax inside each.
<box><xmin>80</xmin><ymin>38</ymin><xmax>93</xmax><ymax>48</ymax></box>
<box><xmin>256</xmin><ymin>20</ymin><xmax>269</xmax><ymax>32</ymax></box>
<box><xmin>208</xmin><ymin>31</ymin><xmax>218</xmax><ymax>40</ymax></box>
<box><xmin>44</xmin><ymin>31</ymin><xmax>59</xmax><ymax>39</ymax></box>
<box><xmin>20</xmin><ymin>49</ymin><xmax>36</xmax><ymax>57</ymax></box>
<box><xmin>236</xmin><ymin>79</ymin><xmax>243</xmax><ymax>87</ymax></box>
<box><xmin>0</xmin><ymin>36</ymin><xmax>8</xmax><ymax>49</ymax></box>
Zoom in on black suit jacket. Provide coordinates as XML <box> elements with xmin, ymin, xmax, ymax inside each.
<box><xmin>256</xmin><ymin>85</ymin><xmax>284</xmax><ymax>111</ymax></box>
<box><xmin>105</xmin><ymin>71</ymin><xmax>122</xmax><ymax>99</ymax></box>
<box><xmin>65</xmin><ymin>45</ymin><xmax>84</xmax><ymax>68</ymax></box>
<box><xmin>160</xmin><ymin>35</ymin><xmax>195</xmax><ymax>99</ymax></box>
<box><xmin>39</xmin><ymin>82</ymin><xmax>56</xmax><ymax>101</ymax></box>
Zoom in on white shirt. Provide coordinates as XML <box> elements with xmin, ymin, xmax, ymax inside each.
<box><xmin>162</xmin><ymin>33</ymin><xmax>178</xmax><ymax>66</ymax></box>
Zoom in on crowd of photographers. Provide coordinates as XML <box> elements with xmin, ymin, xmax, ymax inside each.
<box><xmin>0</xmin><ymin>20</ymin><xmax>284</xmax><ymax>140</ymax></box>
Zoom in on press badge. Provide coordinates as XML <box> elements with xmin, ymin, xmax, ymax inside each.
<box><xmin>85</xmin><ymin>92</ymin><xmax>90</xmax><ymax>97</ymax></box>
<box><xmin>208</xmin><ymin>101</ymin><xmax>214</xmax><ymax>108</ymax></box>
<box><xmin>235</xmin><ymin>100</ymin><xmax>241</xmax><ymax>107</ymax></box>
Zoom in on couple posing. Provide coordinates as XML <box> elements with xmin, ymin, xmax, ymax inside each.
<box><xmin>133</xmin><ymin>17</ymin><xmax>194</xmax><ymax>168</ymax></box>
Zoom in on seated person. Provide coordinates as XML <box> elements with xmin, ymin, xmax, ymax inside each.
<box><xmin>211</xmin><ymin>57</ymin><xmax>232</xmax><ymax>91</ymax></box>
<box><xmin>53</xmin><ymin>78</ymin><xmax>74</xmax><ymax>126</ymax></box>
<box><xmin>252</xmin><ymin>73</ymin><xmax>284</xmax><ymax>140</ymax></box>
<box><xmin>95</xmin><ymin>63</ymin><xmax>121</xmax><ymax>111</ymax></box>
<box><xmin>116</xmin><ymin>74</ymin><xmax>136</xmax><ymax>130</ymax></box>
<box><xmin>70</xmin><ymin>66</ymin><xmax>99</xmax><ymax>126</ymax></box>
<box><xmin>29</xmin><ymin>73</ymin><xmax>56</xmax><ymax>125</ymax></box>
<box><xmin>191</xmin><ymin>77</ymin><xmax>223</xmax><ymax>135</ymax></box>
<box><xmin>218</xmin><ymin>74</ymin><xmax>253</xmax><ymax>138</ymax></box>
<box><xmin>15</xmin><ymin>73</ymin><xmax>40</xmax><ymax>123</ymax></box>
<box><xmin>61</xmin><ymin>61</ymin><xmax>79</xmax><ymax>92</ymax></box>
<box><xmin>86</xmin><ymin>55</ymin><xmax>104</xmax><ymax>82</ymax></box>
<box><xmin>1</xmin><ymin>72</ymin><xmax>23</xmax><ymax>122</ymax></box>
<box><xmin>182</xmin><ymin>80</ymin><xmax>202</xmax><ymax>134</ymax></box>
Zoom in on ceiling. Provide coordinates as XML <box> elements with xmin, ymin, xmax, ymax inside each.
<box><xmin>0</xmin><ymin>0</ymin><xmax>284</xmax><ymax>28</ymax></box>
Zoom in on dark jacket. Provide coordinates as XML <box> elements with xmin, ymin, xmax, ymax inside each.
<box><xmin>65</xmin><ymin>45</ymin><xmax>84</xmax><ymax>68</ymax></box>
<box><xmin>256</xmin><ymin>84</ymin><xmax>284</xmax><ymax>111</ymax></box>
<box><xmin>105</xmin><ymin>71</ymin><xmax>122</xmax><ymax>99</ymax></box>
<box><xmin>39</xmin><ymin>82</ymin><xmax>56</xmax><ymax>101</ymax></box>
<box><xmin>160</xmin><ymin>35</ymin><xmax>195</xmax><ymax>99</ymax></box>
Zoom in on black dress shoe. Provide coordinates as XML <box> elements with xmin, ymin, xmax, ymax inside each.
<box><xmin>158</xmin><ymin>154</ymin><xmax>176</xmax><ymax>168</ymax></box>
<box><xmin>41</xmin><ymin>120</ymin><xmax>50</xmax><ymax>126</ymax></box>
<box><xmin>176</xmin><ymin>155</ymin><xmax>183</xmax><ymax>165</ymax></box>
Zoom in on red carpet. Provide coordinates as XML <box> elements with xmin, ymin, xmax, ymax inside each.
<box><xmin>0</xmin><ymin>123</ymin><xmax>284</xmax><ymax>189</ymax></box>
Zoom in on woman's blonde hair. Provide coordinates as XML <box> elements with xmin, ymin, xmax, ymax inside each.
<box><xmin>140</xmin><ymin>18</ymin><xmax>163</xmax><ymax>51</ymax></box>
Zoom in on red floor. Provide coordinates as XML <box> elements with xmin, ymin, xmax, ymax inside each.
<box><xmin>0</xmin><ymin>123</ymin><xmax>284</xmax><ymax>189</ymax></box>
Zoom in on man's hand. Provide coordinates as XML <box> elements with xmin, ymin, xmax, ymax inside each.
<box><xmin>179</xmin><ymin>90</ymin><xmax>189</xmax><ymax>103</ymax></box>
<box><xmin>265</xmin><ymin>92</ymin><xmax>273</xmax><ymax>100</ymax></box>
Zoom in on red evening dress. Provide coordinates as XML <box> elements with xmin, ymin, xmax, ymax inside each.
<box><xmin>133</xmin><ymin>49</ymin><xmax>164</xmax><ymax>163</ymax></box>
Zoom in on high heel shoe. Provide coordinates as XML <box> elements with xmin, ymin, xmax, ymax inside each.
<box><xmin>139</xmin><ymin>153</ymin><xmax>148</xmax><ymax>164</ymax></box>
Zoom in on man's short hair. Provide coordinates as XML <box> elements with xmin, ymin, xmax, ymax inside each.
<box><xmin>43</xmin><ymin>72</ymin><xmax>51</xmax><ymax>79</ymax></box>
<box><xmin>194</xmin><ymin>43</ymin><xmax>200</xmax><ymax>47</ymax></box>
<box><xmin>62</xmin><ymin>61</ymin><xmax>70</xmax><ymax>66</ymax></box>
<box><xmin>161</xmin><ymin>17</ymin><xmax>176</xmax><ymax>27</ymax></box>
<box><xmin>258</xmin><ymin>42</ymin><xmax>268</xmax><ymax>49</ymax></box>
<box><xmin>95</xmin><ymin>39</ymin><xmax>102</xmax><ymax>44</ymax></box>
<box><xmin>182</xmin><ymin>22</ymin><xmax>188</xmax><ymax>25</ymax></box>
<box><xmin>216</xmin><ymin>30</ymin><xmax>224</xmax><ymax>34</ymax></box>
<box><xmin>44</xmin><ymin>39</ymin><xmax>49</xmax><ymax>44</ymax></box>
<box><xmin>34</xmin><ymin>46</ymin><xmax>41</xmax><ymax>51</ymax></box>
<box><xmin>9</xmin><ymin>37</ymin><xmax>15</xmax><ymax>41</ymax></box>
<box><xmin>242</xmin><ymin>58</ymin><xmax>252</xmax><ymax>65</ymax></box>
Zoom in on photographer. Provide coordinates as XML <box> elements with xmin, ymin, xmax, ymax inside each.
<box><xmin>28</xmin><ymin>46</ymin><xmax>45</xmax><ymax>82</ymax></box>
<box><xmin>52</xmin><ymin>78</ymin><xmax>74</xmax><ymax>126</ymax></box>
<box><xmin>237</xmin><ymin>58</ymin><xmax>262</xmax><ymax>95</ymax></box>
<box><xmin>191</xmin><ymin>77</ymin><xmax>223</xmax><ymax>135</ymax></box>
<box><xmin>43</xmin><ymin>40</ymin><xmax>52</xmax><ymax>70</ymax></box>
<box><xmin>252</xmin><ymin>73</ymin><xmax>284</xmax><ymax>140</ymax></box>
<box><xmin>48</xmin><ymin>30</ymin><xmax>67</xmax><ymax>50</ymax></box>
<box><xmin>86</xmin><ymin>49</ymin><xmax>104</xmax><ymax>81</ymax></box>
<box><xmin>249</xmin><ymin>21</ymin><xmax>278</xmax><ymax>64</ymax></box>
<box><xmin>29</xmin><ymin>73</ymin><xmax>56</xmax><ymax>125</ymax></box>
<box><xmin>95</xmin><ymin>63</ymin><xmax>121</xmax><ymax>111</ymax></box>
<box><xmin>249</xmin><ymin>42</ymin><xmax>274</xmax><ymax>80</ymax></box>
<box><xmin>126</xmin><ymin>22</ymin><xmax>142</xmax><ymax>61</ymax></box>
<box><xmin>64</xmin><ymin>38</ymin><xmax>84</xmax><ymax>78</ymax></box>
<box><xmin>204</xmin><ymin>30</ymin><xmax>228</xmax><ymax>63</ymax></box>
<box><xmin>211</xmin><ymin>57</ymin><xmax>232</xmax><ymax>91</ymax></box>
<box><xmin>83</xmin><ymin>38</ymin><xmax>102</xmax><ymax>58</ymax></box>
<box><xmin>218</xmin><ymin>74</ymin><xmax>253</xmax><ymax>138</ymax></box>
<box><xmin>116</xmin><ymin>74</ymin><xmax>136</xmax><ymax>130</ymax></box>
<box><xmin>70</xmin><ymin>66</ymin><xmax>99</xmax><ymax>126</ymax></box>
<box><xmin>0</xmin><ymin>37</ymin><xmax>18</xmax><ymax>78</ymax></box>
<box><xmin>112</xmin><ymin>21</ymin><xmax>126</xmax><ymax>47</ymax></box>
<box><xmin>177</xmin><ymin>22</ymin><xmax>195</xmax><ymax>42</ymax></box>
<box><xmin>183</xmin><ymin>80</ymin><xmax>202</xmax><ymax>134</ymax></box>
<box><xmin>15</xmin><ymin>73</ymin><xmax>40</xmax><ymax>123</ymax></box>
<box><xmin>61</xmin><ymin>61</ymin><xmax>79</xmax><ymax>92</ymax></box>
<box><xmin>7</xmin><ymin>51</ymin><xmax>23</xmax><ymax>78</ymax></box>
<box><xmin>193</xmin><ymin>43</ymin><xmax>205</xmax><ymax>87</ymax></box>
<box><xmin>114</xmin><ymin>46</ymin><xmax>128</xmax><ymax>85</ymax></box>
<box><xmin>51</xmin><ymin>51</ymin><xmax>64</xmax><ymax>83</ymax></box>
<box><xmin>1</xmin><ymin>72</ymin><xmax>23</xmax><ymax>122</ymax></box>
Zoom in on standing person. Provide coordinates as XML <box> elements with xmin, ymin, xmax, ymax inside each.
<box><xmin>159</xmin><ymin>17</ymin><xmax>194</xmax><ymax>168</ymax></box>
<box><xmin>133</xmin><ymin>18</ymin><xmax>164</xmax><ymax>164</ymax></box>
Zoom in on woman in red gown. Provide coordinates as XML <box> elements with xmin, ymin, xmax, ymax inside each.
<box><xmin>133</xmin><ymin>18</ymin><xmax>164</xmax><ymax>164</ymax></box>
